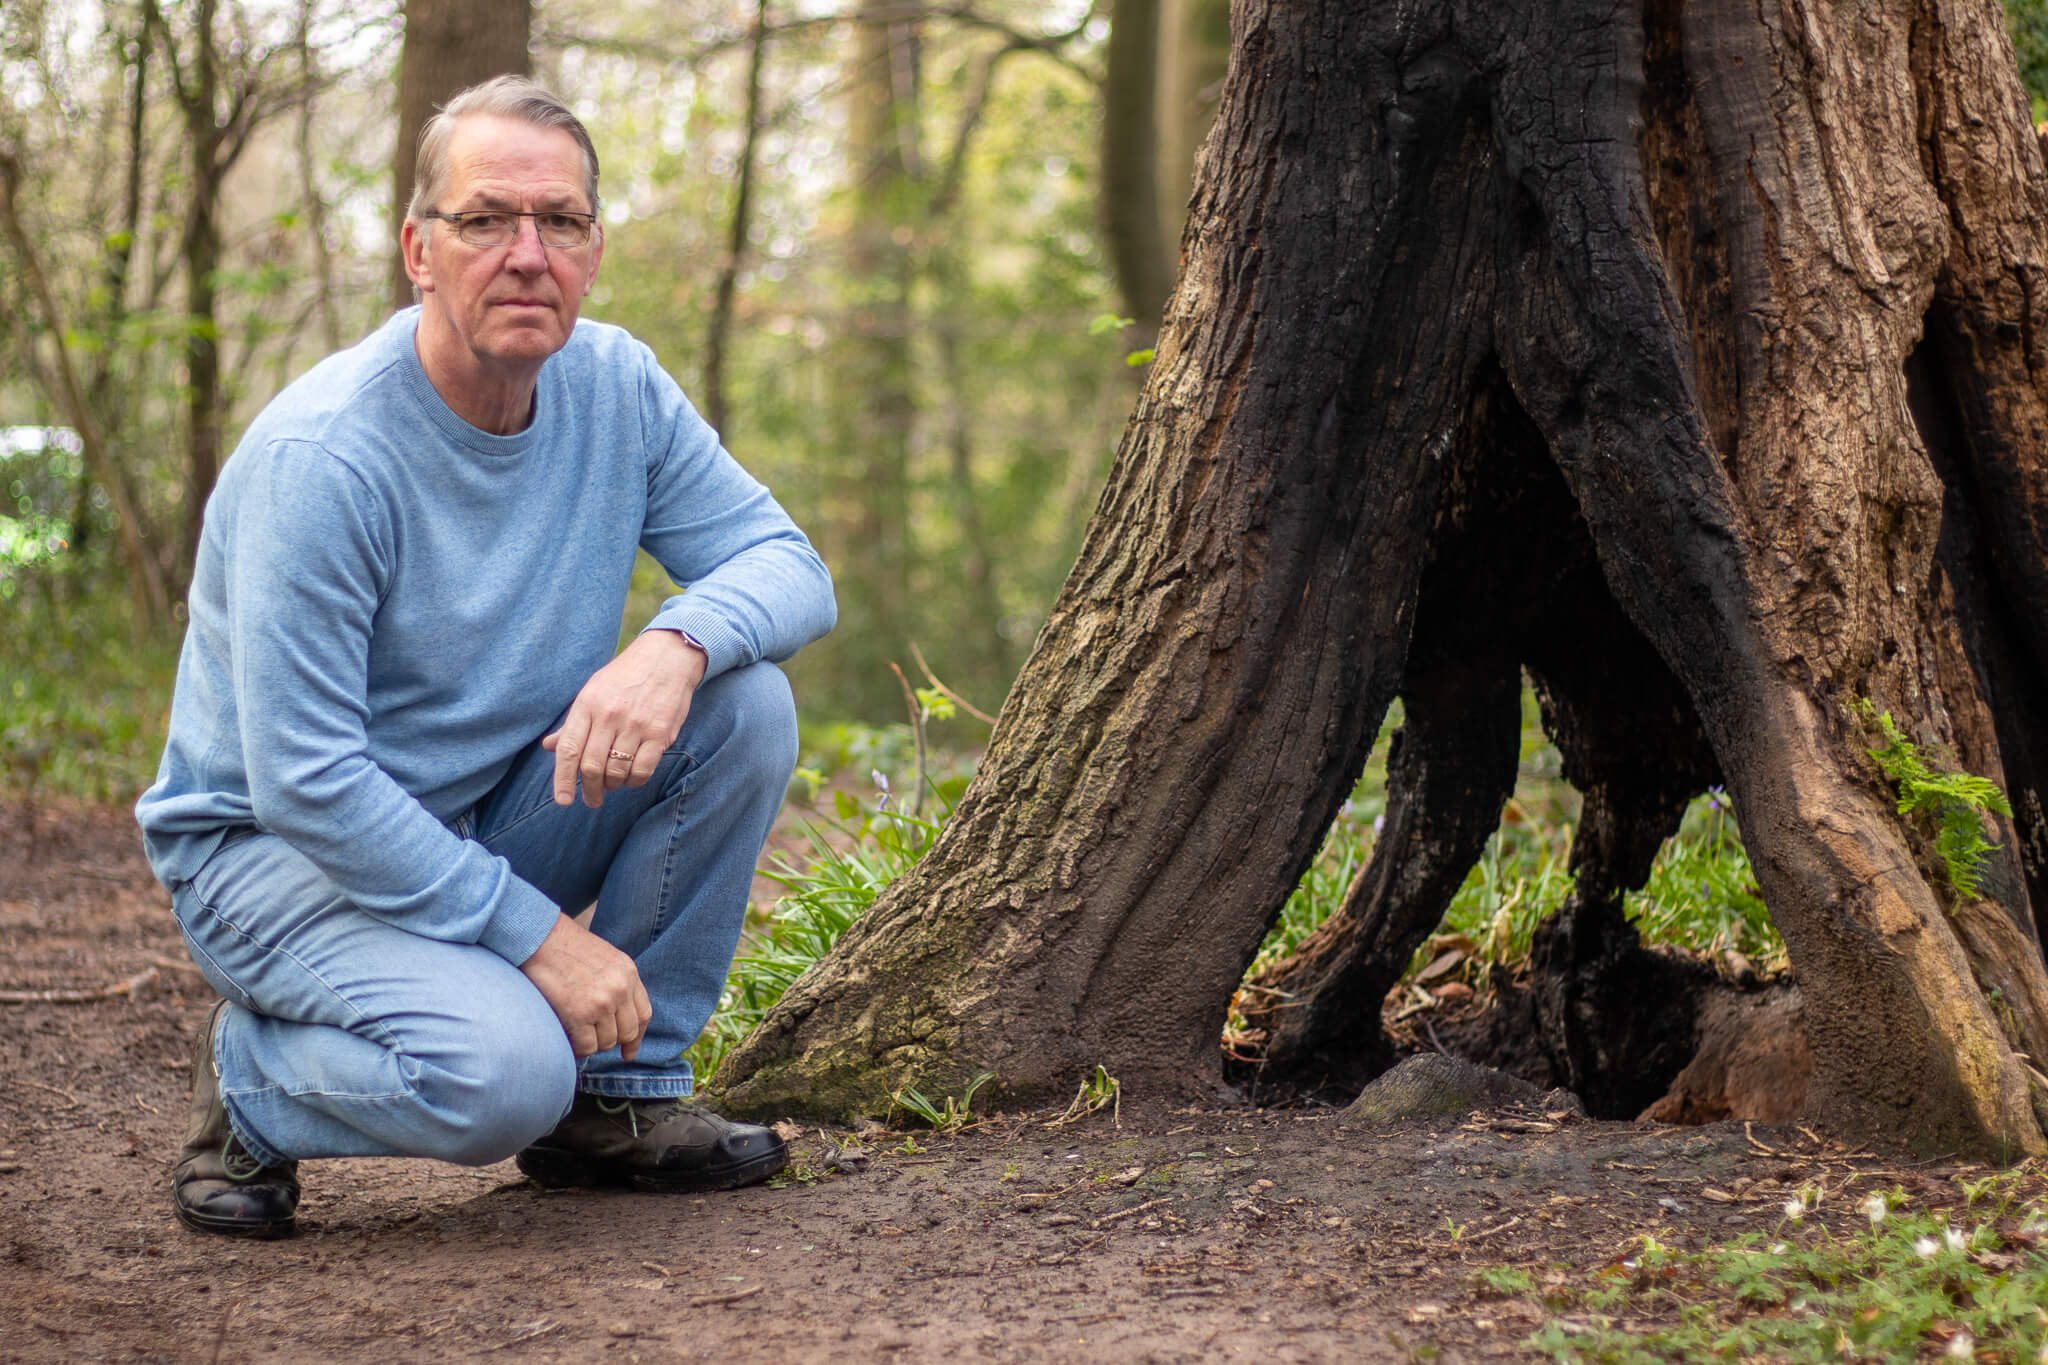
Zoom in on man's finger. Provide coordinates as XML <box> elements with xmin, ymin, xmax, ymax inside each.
<box><xmin>579</xmin><ymin>730</ymin><xmax>612</xmax><ymax>807</ymax></box>
<box><xmin>602</xmin><ymin>739</ymin><xmax>637</xmax><ymax>792</ymax></box>
<box><xmin>551</xmin><ymin>713</ymin><xmax>593</xmax><ymax>806</ymax></box>
<box><xmin>624</xmin><ymin>738</ymin><xmax>660</xmax><ymax>789</ymax></box>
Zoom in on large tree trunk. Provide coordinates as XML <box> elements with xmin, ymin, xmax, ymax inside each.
<box><xmin>717</xmin><ymin>0</ymin><xmax>2048</xmax><ymax>1157</ymax></box>
<box><xmin>388</xmin><ymin>0</ymin><xmax>532</xmax><ymax>312</ymax></box>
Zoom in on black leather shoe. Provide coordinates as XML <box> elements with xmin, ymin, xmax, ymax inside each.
<box><xmin>171</xmin><ymin>1001</ymin><xmax>300</xmax><ymax>1239</ymax></box>
<box><xmin>516</xmin><ymin>1093</ymin><xmax>787</xmax><ymax>1192</ymax></box>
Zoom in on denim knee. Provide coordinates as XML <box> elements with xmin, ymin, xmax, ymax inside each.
<box><xmin>409</xmin><ymin>1011</ymin><xmax>576</xmax><ymax>1166</ymax></box>
<box><xmin>701</xmin><ymin>661</ymin><xmax>798</xmax><ymax>782</ymax></box>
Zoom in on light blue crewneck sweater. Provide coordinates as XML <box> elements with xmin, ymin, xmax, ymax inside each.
<box><xmin>136</xmin><ymin>309</ymin><xmax>836</xmax><ymax>965</ymax></box>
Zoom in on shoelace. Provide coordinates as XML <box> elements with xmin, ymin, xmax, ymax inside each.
<box><xmin>222</xmin><ymin>1139</ymin><xmax>267</xmax><ymax>1182</ymax></box>
<box><xmin>596</xmin><ymin>1095</ymin><xmax>687</xmax><ymax>1139</ymax></box>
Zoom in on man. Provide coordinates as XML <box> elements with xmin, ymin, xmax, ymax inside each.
<box><xmin>135</xmin><ymin>77</ymin><xmax>835</xmax><ymax>1239</ymax></box>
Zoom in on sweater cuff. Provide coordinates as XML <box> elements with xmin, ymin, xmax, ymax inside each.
<box><xmin>478</xmin><ymin>883</ymin><xmax>562</xmax><ymax>965</ymax></box>
<box><xmin>644</xmin><ymin>606</ymin><xmax>746</xmax><ymax>680</ymax></box>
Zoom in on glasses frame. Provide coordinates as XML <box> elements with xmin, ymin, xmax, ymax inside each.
<box><xmin>424</xmin><ymin>209</ymin><xmax>599</xmax><ymax>249</ymax></box>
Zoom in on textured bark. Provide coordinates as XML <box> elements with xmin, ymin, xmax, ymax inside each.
<box><xmin>387</xmin><ymin>0</ymin><xmax>532</xmax><ymax>312</ymax></box>
<box><xmin>718</xmin><ymin>0</ymin><xmax>2048</xmax><ymax>1157</ymax></box>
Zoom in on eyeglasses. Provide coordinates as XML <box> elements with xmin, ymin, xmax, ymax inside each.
<box><xmin>424</xmin><ymin>210</ymin><xmax>598</xmax><ymax>249</ymax></box>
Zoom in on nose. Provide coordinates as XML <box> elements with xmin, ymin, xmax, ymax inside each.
<box><xmin>503</xmin><ymin>215</ymin><xmax>549</xmax><ymax>272</ymax></box>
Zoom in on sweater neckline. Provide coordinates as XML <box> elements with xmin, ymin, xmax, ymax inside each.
<box><xmin>394</xmin><ymin>311</ymin><xmax>548</xmax><ymax>457</ymax></box>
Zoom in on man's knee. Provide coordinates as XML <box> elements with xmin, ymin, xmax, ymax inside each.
<box><xmin>410</xmin><ymin>1009</ymin><xmax>576</xmax><ymax>1165</ymax></box>
<box><xmin>698</xmin><ymin>661</ymin><xmax>798</xmax><ymax>779</ymax></box>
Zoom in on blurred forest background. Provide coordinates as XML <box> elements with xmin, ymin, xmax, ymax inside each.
<box><xmin>2</xmin><ymin>0</ymin><xmax>2046</xmax><ymax>806</ymax></box>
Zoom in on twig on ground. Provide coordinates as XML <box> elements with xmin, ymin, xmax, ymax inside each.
<box><xmin>687</xmin><ymin>1285</ymin><xmax>763</xmax><ymax>1308</ymax></box>
<box><xmin>21</xmin><ymin>1079</ymin><xmax>81</xmax><ymax>1107</ymax></box>
<box><xmin>1743</xmin><ymin>1121</ymin><xmax>1779</xmax><ymax>1156</ymax></box>
<box><xmin>481</xmin><ymin>1321</ymin><xmax>560</xmax><ymax>1352</ymax></box>
<box><xmin>0</xmin><ymin>966</ymin><xmax>159</xmax><ymax>1004</ymax></box>
<box><xmin>1093</xmin><ymin>1196</ymin><xmax>1175</xmax><ymax>1229</ymax></box>
<box><xmin>1458</xmin><ymin>1215</ymin><xmax>1523</xmax><ymax>1244</ymax></box>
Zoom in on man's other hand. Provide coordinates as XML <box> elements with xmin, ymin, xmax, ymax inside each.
<box><xmin>520</xmin><ymin>914</ymin><xmax>654</xmax><ymax>1059</ymax></box>
<box><xmin>542</xmin><ymin>629</ymin><xmax>708</xmax><ymax>808</ymax></box>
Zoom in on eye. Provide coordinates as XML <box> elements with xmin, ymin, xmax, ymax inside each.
<box><xmin>538</xmin><ymin>213</ymin><xmax>581</xmax><ymax>233</ymax></box>
<box><xmin>463</xmin><ymin>211</ymin><xmax>516</xmax><ymax>233</ymax></box>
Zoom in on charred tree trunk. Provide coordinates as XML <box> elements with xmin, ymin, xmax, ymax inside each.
<box><xmin>717</xmin><ymin>0</ymin><xmax>2048</xmax><ymax>1157</ymax></box>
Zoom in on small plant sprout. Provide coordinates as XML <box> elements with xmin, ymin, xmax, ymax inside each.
<box><xmin>889</xmin><ymin>1072</ymin><xmax>998</xmax><ymax>1133</ymax></box>
<box><xmin>1053</xmin><ymin>1065</ymin><xmax>1122</xmax><ymax>1127</ymax></box>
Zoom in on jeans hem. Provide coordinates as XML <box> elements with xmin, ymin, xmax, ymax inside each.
<box><xmin>576</xmin><ymin>1078</ymin><xmax>695</xmax><ymax>1101</ymax></box>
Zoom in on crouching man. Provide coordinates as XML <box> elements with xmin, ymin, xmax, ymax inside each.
<box><xmin>135</xmin><ymin>76</ymin><xmax>835</xmax><ymax>1238</ymax></box>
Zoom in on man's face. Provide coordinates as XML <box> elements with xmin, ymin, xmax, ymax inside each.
<box><xmin>402</xmin><ymin>115</ymin><xmax>602</xmax><ymax>375</ymax></box>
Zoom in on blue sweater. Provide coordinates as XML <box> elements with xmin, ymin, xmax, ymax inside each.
<box><xmin>136</xmin><ymin>310</ymin><xmax>836</xmax><ymax>965</ymax></box>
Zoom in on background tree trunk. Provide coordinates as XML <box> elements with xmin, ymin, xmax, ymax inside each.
<box><xmin>388</xmin><ymin>0</ymin><xmax>532</xmax><ymax>312</ymax></box>
<box><xmin>817</xmin><ymin>0</ymin><xmax>919</xmax><ymax>721</ymax></box>
<box><xmin>717</xmin><ymin>0</ymin><xmax>2048</xmax><ymax>1158</ymax></box>
<box><xmin>1099</xmin><ymin>0</ymin><xmax>1174</xmax><ymax>338</ymax></box>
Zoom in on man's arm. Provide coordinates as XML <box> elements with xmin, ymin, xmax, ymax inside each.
<box><xmin>630</xmin><ymin>348</ymin><xmax>837</xmax><ymax>680</ymax></box>
<box><xmin>226</xmin><ymin>441</ymin><xmax>560</xmax><ymax>964</ymax></box>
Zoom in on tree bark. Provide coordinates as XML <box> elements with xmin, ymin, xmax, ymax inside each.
<box><xmin>388</xmin><ymin>0</ymin><xmax>532</xmax><ymax>312</ymax></box>
<box><xmin>717</xmin><ymin>0</ymin><xmax>2048</xmax><ymax>1158</ymax></box>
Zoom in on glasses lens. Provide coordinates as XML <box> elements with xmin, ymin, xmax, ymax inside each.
<box><xmin>536</xmin><ymin>214</ymin><xmax>593</xmax><ymax>248</ymax></box>
<box><xmin>452</xmin><ymin>213</ymin><xmax>514</xmax><ymax>246</ymax></box>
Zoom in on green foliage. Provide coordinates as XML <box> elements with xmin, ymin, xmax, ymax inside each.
<box><xmin>2009</xmin><ymin>0</ymin><xmax>2048</xmax><ymax>122</ymax></box>
<box><xmin>1524</xmin><ymin>1169</ymin><xmax>2048</xmax><ymax>1363</ymax></box>
<box><xmin>1626</xmin><ymin>791</ymin><xmax>1783</xmax><ymax>970</ymax></box>
<box><xmin>0</xmin><ymin>580</ymin><xmax>178</xmax><ymax>804</ymax></box>
<box><xmin>685</xmin><ymin>770</ymin><xmax>950</xmax><ymax>1085</ymax></box>
<box><xmin>1248</xmin><ymin>692</ymin><xmax>1785</xmax><ymax>995</ymax></box>
<box><xmin>891</xmin><ymin>1071</ymin><xmax>998</xmax><ymax>1131</ymax></box>
<box><xmin>1857</xmin><ymin>702</ymin><xmax>2014</xmax><ymax>902</ymax></box>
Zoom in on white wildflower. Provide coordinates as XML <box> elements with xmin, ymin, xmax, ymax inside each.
<box><xmin>1783</xmin><ymin>1197</ymin><xmax>1807</xmax><ymax>1220</ymax></box>
<box><xmin>1945</xmin><ymin>1331</ymin><xmax>1974</xmax><ymax>1358</ymax></box>
<box><xmin>1943</xmin><ymin>1225</ymin><xmax>1967</xmax><ymax>1254</ymax></box>
<box><xmin>1915</xmin><ymin>1236</ymin><xmax>1941</xmax><ymax>1259</ymax></box>
<box><xmin>1769</xmin><ymin>1242</ymin><xmax>1788</xmax><ymax>1255</ymax></box>
<box><xmin>1859</xmin><ymin>1193</ymin><xmax>1887</xmax><ymax>1226</ymax></box>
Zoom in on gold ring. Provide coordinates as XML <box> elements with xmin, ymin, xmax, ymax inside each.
<box><xmin>607</xmin><ymin>749</ymin><xmax>632</xmax><ymax>762</ymax></box>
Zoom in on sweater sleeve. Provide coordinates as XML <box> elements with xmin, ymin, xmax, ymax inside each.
<box><xmin>227</xmin><ymin>441</ymin><xmax>561</xmax><ymax>964</ymax></box>
<box><xmin>634</xmin><ymin>354</ymin><xmax>836</xmax><ymax>676</ymax></box>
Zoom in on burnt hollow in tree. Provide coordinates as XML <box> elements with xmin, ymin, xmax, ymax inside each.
<box><xmin>1239</xmin><ymin>369</ymin><xmax>1724</xmax><ymax>1118</ymax></box>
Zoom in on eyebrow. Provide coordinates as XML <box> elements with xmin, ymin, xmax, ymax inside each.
<box><xmin>459</xmin><ymin>193</ymin><xmax>590</xmax><ymax>213</ymax></box>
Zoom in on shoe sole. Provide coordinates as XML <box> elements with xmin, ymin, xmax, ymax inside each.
<box><xmin>515</xmin><ymin>1144</ymin><xmax>788</xmax><ymax>1193</ymax></box>
<box><xmin>172</xmin><ymin>1197</ymin><xmax>296</xmax><ymax>1240</ymax></box>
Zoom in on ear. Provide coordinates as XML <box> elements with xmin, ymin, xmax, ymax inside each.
<box><xmin>582</xmin><ymin>225</ymin><xmax>604</xmax><ymax>296</ymax></box>
<box><xmin>401</xmin><ymin>218</ymin><xmax>435</xmax><ymax>294</ymax></box>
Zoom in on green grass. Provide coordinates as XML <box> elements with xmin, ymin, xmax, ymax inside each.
<box><xmin>1522</xmin><ymin>1168</ymin><xmax>2048</xmax><ymax>1363</ymax></box>
<box><xmin>0</xmin><ymin>581</ymin><xmax>181</xmax><ymax>805</ymax></box>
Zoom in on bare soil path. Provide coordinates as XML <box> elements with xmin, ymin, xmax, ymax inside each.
<box><xmin>0</xmin><ymin>801</ymin><xmax>1979</xmax><ymax>1362</ymax></box>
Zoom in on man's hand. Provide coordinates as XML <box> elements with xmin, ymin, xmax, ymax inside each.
<box><xmin>542</xmin><ymin>629</ymin><xmax>708</xmax><ymax>808</ymax></box>
<box><xmin>520</xmin><ymin>913</ymin><xmax>654</xmax><ymax>1059</ymax></box>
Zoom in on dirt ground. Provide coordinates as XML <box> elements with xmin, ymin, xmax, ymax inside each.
<box><xmin>0</xmin><ymin>800</ymin><xmax>2002</xmax><ymax>1363</ymax></box>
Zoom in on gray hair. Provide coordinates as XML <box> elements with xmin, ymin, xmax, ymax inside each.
<box><xmin>405</xmin><ymin>76</ymin><xmax>600</xmax><ymax>221</ymax></box>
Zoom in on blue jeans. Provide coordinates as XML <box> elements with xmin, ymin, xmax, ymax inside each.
<box><xmin>171</xmin><ymin>662</ymin><xmax>797</xmax><ymax>1169</ymax></box>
